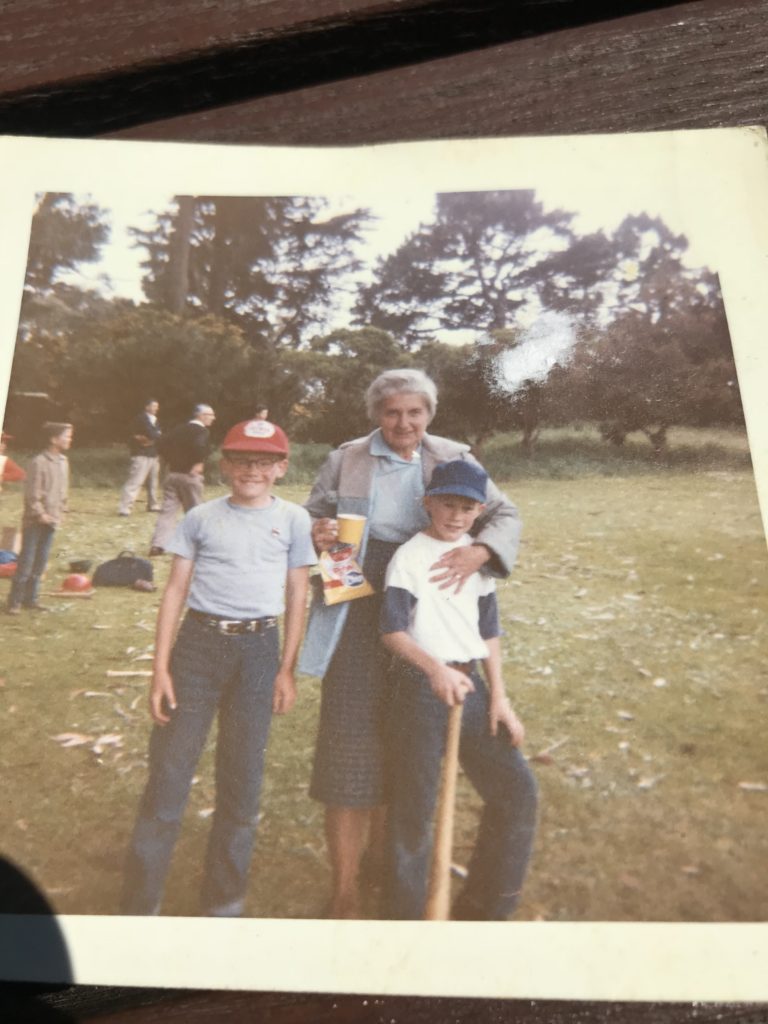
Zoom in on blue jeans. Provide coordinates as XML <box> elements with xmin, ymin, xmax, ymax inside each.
<box><xmin>8</xmin><ymin>522</ymin><xmax>55</xmax><ymax>610</ymax></box>
<box><xmin>121</xmin><ymin>614</ymin><xmax>279</xmax><ymax>916</ymax></box>
<box><xmin>386</xmin><ymin>662</ymin><xmax>538</xmax><ymax>920</ymax></box>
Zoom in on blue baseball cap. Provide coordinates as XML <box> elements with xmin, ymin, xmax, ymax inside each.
<box><xmin>426</xmin><ymin>460</ymin><xmax>488</xmax><ymax>503</ymax></box>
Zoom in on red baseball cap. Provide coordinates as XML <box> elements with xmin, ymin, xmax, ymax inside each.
<box><xmin>221</xmin><ymin>419</ymin><xmax>289</xmax><ymax>456</ymax></box>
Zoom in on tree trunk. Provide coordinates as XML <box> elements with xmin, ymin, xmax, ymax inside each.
<box><xmin>644</xmin><ymin>425</ymin><xmax>668</xmax><ymax>458</ymax></box>
<box><xmin>520</xmin><ymin>423</ymin><xmax>540</xmax><ymax>457</ymax></box>
<box><xmin>168</xmin><ymin>195</ymin><xmax>195</xmax><ymax>316</ymax></box>
<box><xmin>208</xmin><ymin>199</ymin><xmax>228</xmax><ymax>316</ymax></box>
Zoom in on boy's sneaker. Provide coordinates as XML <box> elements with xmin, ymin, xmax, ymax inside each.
<box><xmin>6</xmin><ymin>606</ymin><xmax>21</xmax><ymax>616</ymax></box>
<box><xmin>27</xmin><ymin>603</ymin><xmax>50</xmax><ymax>613</ymax></box>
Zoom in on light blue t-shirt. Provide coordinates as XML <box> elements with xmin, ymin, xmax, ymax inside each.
<box><xmin>167</xmin><ymin>495</ymin><xmax>316</xmax><ymax>619</ymax></box>
<box><xmin>368</xmin><ymin>429</ymin><xmax>429</xmax><ymax>543</ymax></box>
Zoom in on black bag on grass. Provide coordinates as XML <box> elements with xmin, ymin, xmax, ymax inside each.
<box><xmin>93</xmin><ymin>550</ymin><xmax>153</xmax><ymax>588</ymax></box>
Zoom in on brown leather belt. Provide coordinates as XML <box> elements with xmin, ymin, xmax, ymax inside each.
<box><xmin>187</xmin><ymin>608</ymin><xmax>277</xmax><ymax>635</ymax></box>
<box><xmin>448</xmin><ymin>660</ymin><xmax>476</xmax><ymax>675</ymax></box>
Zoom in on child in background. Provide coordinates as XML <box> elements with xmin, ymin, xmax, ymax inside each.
<box><xmin>7</xmin><ymin>422</ymin><xmax>72</xmax><ymax>615</ymax></box>
<box><xmin>380</xmin><ymin>458</ymin><xmax>537</xmax><ymax>920</ymax></box>
<box><xmin>121</xmin><ymin>419</ymin><xmax>316</xmax><ymax>917</ymax></box>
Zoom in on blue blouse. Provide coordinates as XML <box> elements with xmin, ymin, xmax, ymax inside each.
<box><xmin>368</xmin><ymin>429</ymin><xmax>429</xmax><ymax>542</ymax></box>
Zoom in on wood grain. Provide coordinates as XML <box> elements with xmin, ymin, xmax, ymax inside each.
<box><xmin>27</xmin><ymin>989</ymin><xmax>768</xmax><ymax>1022</ymax></box>
<box><xmin>0</xmin><ymin>1</ymin><xmax>700</xmax><ymax>135</ymax></box>
<box><xmin>112</xmin><ymin>0</ymin><xmax>768</xmax><ymax>143</ymax></box>
<box><xmin>0</xmin><ymin>0</ymin><xmax>425</xmax><ymax>94</ymax></box>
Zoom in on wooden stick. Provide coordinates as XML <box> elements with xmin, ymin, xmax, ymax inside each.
<box><xmin>106</xmin><ymin>670</ymin><xmax>152</xmax><ymax>678</ymax></box>
<box><xmin>424</xmin><ymin>702</ymin><xmax>463</xmax><ymax>921</ymax></box>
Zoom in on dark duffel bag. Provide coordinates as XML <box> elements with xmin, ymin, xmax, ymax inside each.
<box><xmin>93</xmin><ymin>550</ymin><xmax>153</xmax><ymax>588</ymax></box>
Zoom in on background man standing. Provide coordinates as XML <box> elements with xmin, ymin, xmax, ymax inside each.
<box><xmin>7</xmin><ymin>422</ymin><xmax>73</xmax><ymax>615</ymax></box>
<box><xmin>118</xmin><ymin>399</ymin><xmax>162</xmax><ymax>516</ymax></box>
<box><xmin>149</xmin><ymin>404</ymin><xmax>215</xmax><ymax>557</ymax></box>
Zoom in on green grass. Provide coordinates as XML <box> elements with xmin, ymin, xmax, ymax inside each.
<box><xmin>7</xmin><ymin>442</ymin><xmax>335</xmax><ymax>490</ymax></box>
<box><xmin>1</xmin><ymin>428</ymin><xmax>766</xmax><ymax>921</ymax></box>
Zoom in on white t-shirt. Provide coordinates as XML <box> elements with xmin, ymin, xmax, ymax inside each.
<box><xmin>380</xmin><ymin>531</ymin><xmax>499</xmax><ymax>663</ymax></box>
<box><xmin>167</xmin><ymin>495</ymin><xmax>315</xmax><ymax>619</ymax></box>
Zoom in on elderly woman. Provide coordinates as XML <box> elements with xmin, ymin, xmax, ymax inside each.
<box><xmin>299</xmin><ymin>368</ymin><xmax>522</xmax><ymax>918</ymax></box>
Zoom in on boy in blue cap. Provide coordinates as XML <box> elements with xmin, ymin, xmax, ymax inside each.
<box><xmin>380</xmin><ymin>458</ymin><xmax>537</xmax><ymax>920</ymax></box>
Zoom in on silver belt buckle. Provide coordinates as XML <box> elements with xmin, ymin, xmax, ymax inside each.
<box><xmin>218</xmin><ymin>619</ymin><xmax>242</xmax><ymax>635</ymax></box>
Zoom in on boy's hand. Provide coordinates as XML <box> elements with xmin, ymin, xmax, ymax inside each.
<box><xmin>311</xmin><ymin>517</ymin><xmax>338</xmax><ymax>553</ymax></box>
<box><xmin>149</xmin><ymin>668</ymin><xmax>177</xmax><ymax>725</ymax></box>
<box><xmin>490</xmin><ymin>696</ymin><xmax>525</xmax><ymax>746</ymax></box>
<box><xmin>429</xmin><ymin>543</ymin><xmax>490</xmax><ymax>594</ymax></box>
<box><xmin>272</xmin><ymin>669</ymin><xmax>297</xmax><ymax>715</ymax></box>
<box><xmin>428</xmin><ymin>664</ymin><xmax>475</xmax><ymax>707</ymax></box>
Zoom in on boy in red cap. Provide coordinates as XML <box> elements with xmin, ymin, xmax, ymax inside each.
<box><xmin>122</xmin><ymin>419</ymin><xmax>316</xmax><ymax>916</ymax></box>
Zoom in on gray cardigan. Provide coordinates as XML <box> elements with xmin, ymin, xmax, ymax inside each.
<box><xmin>299</xmin><ymin>430</ymin><xmax>521</xmax><ymax>677</ymax></box>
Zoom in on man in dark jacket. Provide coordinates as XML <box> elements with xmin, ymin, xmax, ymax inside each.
<box><xmin>149</xmin><ymin>404</ymin><xmax>215</xmax><ymax>556</ymax></box>
<box><xmin>118</xmin><ymin>399</ymin><xmax>162</xmax><ymax>516</ymax></box>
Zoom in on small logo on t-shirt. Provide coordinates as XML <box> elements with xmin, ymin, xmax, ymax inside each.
<box><xmin>271</xmin><ymin>527</ymin><xmax>281</xmax><ymax>537</ymax></box>
<box><xmin>244</xmin><ymin>421</ymin><xmax>276</xmax><ymax>438</ymax></box>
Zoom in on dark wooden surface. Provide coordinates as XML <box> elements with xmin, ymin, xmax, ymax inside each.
<box><xmin>0</xmin><ymin>0</ymin><xmax>702</xmax><ymax>136</ymax></box>
<box><xmin>111</xmin><ymin>0</ymin><xmax>768</xmax><ymax>143</ymax></box>
<box><xmin>2</xmin><ymin>0</ymin><xmax>767</xmax><ymax>1020</ymax></box>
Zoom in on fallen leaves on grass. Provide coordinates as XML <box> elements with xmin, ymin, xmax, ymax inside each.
<box><xmin>52</xmin><ymin>732</ymin><xmax>93</xmax><ymax>747</ymax></box>
<box><xmin>637</xmin><ymin>776</ymin><xmax>664</xmax><ymax>790</ymax></box>
<box><xmin>92</xmin><ymin>734</ymin><xmax>123</xmax><ymax>755</ymax></box>
<box><xmin>530</xmin><ymin>737</ymin><xmax>569</xmax><ymax>765</ymax></box>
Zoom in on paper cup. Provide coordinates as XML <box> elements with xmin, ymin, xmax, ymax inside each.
<box><xmin>337</xmin><ymin>514</ymin><xmax>366</xmax><ymax>547</ymax></box>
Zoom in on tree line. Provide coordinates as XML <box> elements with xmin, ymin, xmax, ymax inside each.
<box><xmin>5</xmin><ymin>190</ymin><xmax>743</xmax><ymax>452</ymax></box>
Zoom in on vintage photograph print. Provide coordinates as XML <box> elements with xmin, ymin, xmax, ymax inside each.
<box><xmin>0</xmin><ymin>132</ymin><xmax>766</xmax><ymax>998</ymax></box>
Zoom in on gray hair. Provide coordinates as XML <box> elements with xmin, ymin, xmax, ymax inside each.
<box><xmin>193</xmin><ymin>403</ymin><xmax>214</xmax><ymax>417</ymax></box>
<box><xmin>365</xmin><ymin>369</ymin><xmax>438</xmax><ymax>423</ymax></box>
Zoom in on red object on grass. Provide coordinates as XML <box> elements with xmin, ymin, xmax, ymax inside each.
<box><xmin>1</xmin><ymin>457</ymin><xmax>26</xmax><ymax>482</ymax></box>
<box><xmin>62</xmin><ymin>573</ymin><xmax>92</xmax><ymax>592</ymax></box>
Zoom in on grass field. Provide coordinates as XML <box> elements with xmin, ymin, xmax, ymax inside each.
<box><xmin>1</xmin><ymin>426</ymin><xmax>767</xmax><ymax>921</ymax></box>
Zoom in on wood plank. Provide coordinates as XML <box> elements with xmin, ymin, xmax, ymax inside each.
<box><xmin>31</xmin><ymin>988</ymin><xmax>768</xmax><ymax>1022</ymax></box>
<box><xmin>0</xmin><ymin>1</ymin><xmax>700</xmax><ymax>135</ymax></box>
<box><xmin>0</xmin><ymin>0</ymin><xmax>424</xmax><ymax>94</ymax></box>
<box><xmin>111</xmin><ymin>0</ymin><xmax>768</xmax><ymax>143</ymax></box>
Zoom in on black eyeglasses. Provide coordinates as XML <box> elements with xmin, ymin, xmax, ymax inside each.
<box><xmin>225</xmin><ymin>454</ymin><xmax>283</xmax><ymax>470</ymax></box>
